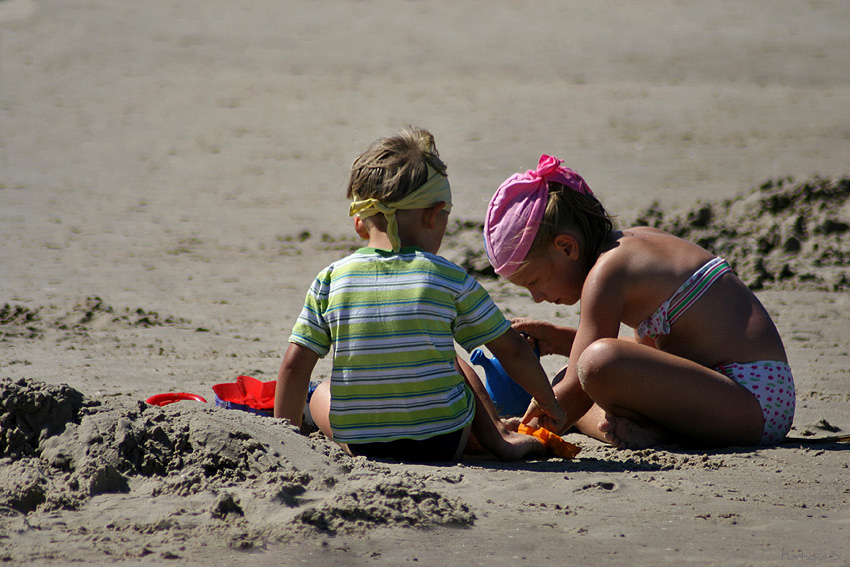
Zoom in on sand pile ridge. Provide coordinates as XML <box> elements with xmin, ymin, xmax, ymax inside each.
<box><xmin>0</xmin><ymin>377</ymin><xmax>476</xmax><ymax>553</ymax></box>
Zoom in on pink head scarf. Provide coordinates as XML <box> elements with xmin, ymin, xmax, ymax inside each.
<box><xmin>484</xmin><ymin>155</ymin><xmax>592</xmax><ymax>278</ymax></box>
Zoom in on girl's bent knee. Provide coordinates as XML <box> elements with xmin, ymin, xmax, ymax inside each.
<box><xmin>577</xmin><ymin>338</ymin><xmax>622</xmax><ymax>392</ymax></box>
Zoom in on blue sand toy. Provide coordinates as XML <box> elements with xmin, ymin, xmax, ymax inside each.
<box><xmin>470</xmin><ymin>347</ymin><xmax>535</xmax><ymax>417</ymax></box>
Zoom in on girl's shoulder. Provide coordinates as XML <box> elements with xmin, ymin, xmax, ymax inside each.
<box><xmin>586</xmin><ymin>227</ymin><xmax>704</xmax><ymax>291</ymax></box>
<box><xmin>608</xmin><ymin>226</ymin><xmax>707</xmax><ymax>261</ymax></box>
<box><xmin>590</xmin><ymin>228</ymin><xmax>660</xmax><ymax>273</ymax></box>
<box><xmin>623</xmin><ymin>225</ymin><xmax>668</xmax><ymax>236</ymax></box>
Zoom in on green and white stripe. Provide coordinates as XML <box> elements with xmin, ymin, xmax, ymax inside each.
<box><xmin>290</xmin><ymin>247</ymin><xmax>510</xmax><ymax>444</ymax></box>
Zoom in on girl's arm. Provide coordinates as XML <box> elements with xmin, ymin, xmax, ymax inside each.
<box><xmin>485</xmin><ymin>328</ymin><xmax>568</xmax><ymax>433</ymax></box>
<box><xmin>274</xmin><ymin>342</ymin><xmax>320</xmax><ymax>426</ymax></box>
<box><xmin>553</xmin><ymin>273</ymin><xmax>627</xmax><ymax>432</ymax></box>
<box><xmin>519</xmin><ymin>272</ymin><xmax>627</xmax><ymax>434</ymax></box>
<box><xmin>510</xmin><ymin>318</ymin><xmax>577</xmax><ymax>357</ymax></box>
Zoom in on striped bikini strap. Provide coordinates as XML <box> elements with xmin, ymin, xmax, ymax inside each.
<box><xmin>666</xmin><ymin>257</ymin><xmax>732</xmax><ymax>326</ymax></box>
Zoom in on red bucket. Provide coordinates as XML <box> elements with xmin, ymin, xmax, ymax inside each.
<box><xmin>146</xmin><ymin>392</ymin><xmax>208</xmax><ymax>407</ymax></box>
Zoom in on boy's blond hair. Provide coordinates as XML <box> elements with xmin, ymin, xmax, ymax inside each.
<box><xmin>347</xmin><ymin>126</ymin><xmax>448</xmax><ymax>204</ymax></box>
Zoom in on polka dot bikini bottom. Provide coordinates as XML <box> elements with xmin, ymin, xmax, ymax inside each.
<box><xmin>716</xmin><ymin>360</ymin><xmax>795</xmax><ymax>445</ymax></box>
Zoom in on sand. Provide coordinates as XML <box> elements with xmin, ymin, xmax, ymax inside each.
<box><xmin>1</xmin><ymin>1</ymin><xmax>849</xmax><ymax>565</ymax></box>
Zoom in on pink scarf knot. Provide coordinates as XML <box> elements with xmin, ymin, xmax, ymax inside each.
<box><xmin>484</xmin><ymin>155</ymin><xmax>592</xmax><ymax>277</ymax></box>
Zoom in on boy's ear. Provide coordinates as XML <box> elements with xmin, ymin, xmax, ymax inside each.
<box><xmin>353</xmin><ymin>216</ymin><xmax>370</xmax><ymax>240</ymax></box>
<box><xmin>424</xmin><ymin>201</ymin><xmax>447</xmax><ymax>228</ymax></box>
<box><xmin>553</xmin><ymin>233</ymin><xmax>581</xmax><ymax>260</ymax></box>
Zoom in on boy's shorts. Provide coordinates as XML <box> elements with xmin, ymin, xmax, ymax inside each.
<box><xmin>347</xmin><ymin>427</ymin><xmax>467</xmax><ymax>462</ymax></box>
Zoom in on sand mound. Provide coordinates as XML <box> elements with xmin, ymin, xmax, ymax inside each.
<box><xmin>0</xmin><ymin>378</ymin><xmax>475</xmax><ymax>551</ymax></box>
<box><xmin>0</xmin><ymin>296</ymin><xmax>194</xmax><ymax>342</ymax></box>
<box><xmin>0</xmin><ymin>304</ymin><xmax>42</xmax><ymax>340</ymax></box>
<box><xmin>0</xmin><ymin>378</ymin><xmax>87</xmax><ymax>460</ymax></box>
<box><xmin>633</xmin><ymin>176</ymin><xmax>850</xmax><ymax>290</ymax></box>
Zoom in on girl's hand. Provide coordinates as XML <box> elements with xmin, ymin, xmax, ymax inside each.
<box><xmin>502</xmin><ymin>416</ymin><xmax>522</xmax><ymax>432</ymax></box>
<box><xmin>511</xmin><ymin>318</ymin><xmax>577</xmax><ymax>358</ymax></box>
<box><xmin>521</xmin><ymin>397</ymin><xmax>568</xmax><ymax>435</ymax></box>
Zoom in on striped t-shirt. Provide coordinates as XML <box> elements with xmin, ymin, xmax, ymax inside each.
<box><xmin>289</xmin><ymin>247</ymin><xmax>511</xmax><ymax>444</ymax></box>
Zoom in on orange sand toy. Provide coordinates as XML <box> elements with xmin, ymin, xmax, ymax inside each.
<box><xmin>517</xmin><ymin>424</ymin><xmax>581</xmax><ymax>459</ymax></box>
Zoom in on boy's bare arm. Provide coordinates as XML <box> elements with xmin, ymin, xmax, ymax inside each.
<box><xmin>274</xmin><ymin>343</ymin><xmax>320</xmax><ymax>425</ymax></box>
<box><xmin>485</xmin><ymin>329</ymin><xmax>567</xmax><ymax>433</ymax></box>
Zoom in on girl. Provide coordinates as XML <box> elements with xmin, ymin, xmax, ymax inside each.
<box><xmin>485</xmin><ymin>155</ymin><xmax>794</xmax><ymax>449</ymax></box>
<box><xmin>274</xmin><ymin>129</ymin><xmax>566</xmax><ymax>462</ymax></box>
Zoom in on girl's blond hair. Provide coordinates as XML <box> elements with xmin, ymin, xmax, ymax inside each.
<box><xmin>526</xmin><ymin>183</ymin><xmax>615</xmax><ymax>274</ymax></box>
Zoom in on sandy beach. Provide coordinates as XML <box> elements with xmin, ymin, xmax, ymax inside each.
<box><xmin>2</xmin><ymin>1</ymin><xmax>850</xmax><ymax>565</ymax></box>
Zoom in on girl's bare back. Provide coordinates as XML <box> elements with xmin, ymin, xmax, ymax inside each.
<box><xmin>591</xmin><ymin>226</ymin><xmax>787</xmax><ymax>368</ymax></box>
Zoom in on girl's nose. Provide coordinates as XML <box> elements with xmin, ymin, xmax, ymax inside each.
<box><xmin>531</xmin><ymin>290</ymin><xmax>546</xmax><ymax>303</ymax></box>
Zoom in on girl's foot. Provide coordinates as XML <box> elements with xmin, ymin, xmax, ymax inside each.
<box><xmin>598</xmin><ymin>413</ymin><xmax>672</xmax><ymax>450</ymax></box>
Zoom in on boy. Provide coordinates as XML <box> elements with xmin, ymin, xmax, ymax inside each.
<box><xmin>274</xmin><ymin>127</ymin><xmax>565</xmax><ymax>461</ymax></box>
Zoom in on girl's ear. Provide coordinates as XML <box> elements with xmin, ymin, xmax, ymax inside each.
<box><xmin>553</xmin><ymin>233</ymin><xmax>581</xmax><ymax>260</ymax></box>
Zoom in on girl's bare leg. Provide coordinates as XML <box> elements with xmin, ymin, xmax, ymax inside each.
<box><xmin>456</xmin><ymin>358</ymin><xmax>546</xmax><ymax>460</ymax></box>
<box><xmin>576</xmin><ymin>339</ymin><xmax>764</xmax><ymax>449</ymax></box>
